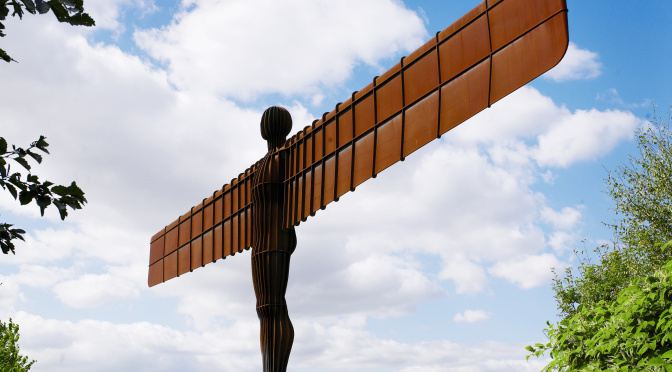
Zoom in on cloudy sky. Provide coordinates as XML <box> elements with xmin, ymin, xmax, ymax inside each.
<box><xmin>1</xmin><ymin>0</ymin><xmax>670</xmax><ymax>371</ymax></box>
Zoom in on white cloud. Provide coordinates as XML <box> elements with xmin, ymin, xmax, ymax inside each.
<box><xmin>596</xmin><ymin>88</ymin><xmax>650</xmax><ymax>109</ymax></box>
<box><xmin>10</xmin><ymin>311</ymin><xmax>548</xmax><ymax>372</ymax></box>
<box><xmin>453</xmin><ymin>310</ymin><xmax>491</xmax><ymax>323</ymax></box>
<box><xmin>134</xmin><ymin>0</ymin><xmax>427</xmax><ymax>99</ymax></box>
<box><xmin>0</xmin><ymin>2</ymin><xmax>643</xmax><ymax>371</ymax></box>
<box><xmin>9</xmin><ymin>265</ymin><xmax>73</xmax><ymax>288</ymax></box>
<box><xmin>13</xmin><ymin>312</ymin><xmax>260</xmax><ymax>372</ymax></box>
<box><xmin>0</xmin><ymin>279</ymin><xmax>24</xmax><ymax>315</ymax></box>
<box><xmin>547</xmin><ymin>231</ymin><xmax>577</xmax><ymax>252</ymax></box>
<box><xmin>488</xmin><ymin>254</ymin><xmax>568</xmax><ymax>289</ymax></box>
<box><xmin>532</xmin><ymin>108</ymin><xmax>641</xmax><ymax>167</ymax></box>
<box><xmin>544</xmin><ymin>42</ymin><xmax>601</xmax><ymax>82</ymax></box>
<box><xmin>540</xmin><ymin>170</ymin><xmax>557</xmax><ymax>184</ymax></box>
<box><xmin>85</xmin><ymin>0</ymin><xmax>157</xmax><ymax>31</ymax></box>
<box><xmin>439</xmin><ymin>253</ymin><xmax>489</xmax><ymax>294</ymax></box>
<box><xmin>53</xmin><ymin>266</ymin><xmax>141</xmax><ymax>308</ymax></box>
<box><xmin>541</xmin><ymin>206</ymin><xmax>582</xmax><ymax>231</ymax></box>
<box><xmin>449</xmin><ymin>87</ymin><xmax>641</xmax><ymax>170</ymax></box>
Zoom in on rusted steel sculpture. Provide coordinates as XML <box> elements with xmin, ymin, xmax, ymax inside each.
<box><xmin>148</xmin><ymin>0</ymin><xmax>569</xmax><ymax>370</ymax></box>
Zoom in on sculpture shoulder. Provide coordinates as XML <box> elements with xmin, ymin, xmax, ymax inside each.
<box><xmin>255</xmin><ymin>150</ymin><xmax>286</xmax><ymax>185</ymax></box>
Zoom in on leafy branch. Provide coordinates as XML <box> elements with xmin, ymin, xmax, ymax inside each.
<box><xmin>0</xmin><ymin>318</ymin><xmax>35</xmax><ymax>371</ymax></box>
<box><xmin>0</xmin><ymin>135</ymin><xmax>87</xmax><ymax>254</ymax></box>
<box><xmin>1</xmin><ymin>0</ymin><xmax>95</xmax><ymax>62</ymax></box>
<box><xmin>527</xmin><ymin>241</ymin><xmax>672</xmax><ymax>371</ymax></box>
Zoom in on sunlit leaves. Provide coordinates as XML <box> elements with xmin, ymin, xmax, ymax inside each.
<box><xmin>527</xmin><ymin>105</ymin><xmax>672</xmax><ymax>370</ymax></box>
<box><xmin>607</xmin><ymin>105</ymin><xmax>672</xmax><ymax>251</ymax></box>
<box><xmin>549</xmin><ymin>105</ymin><xmax>672</xmax><ymax>320</ymax></box>
<box><xmin>527</xmin><ymin>256</ymin><xmax>672</xmax><ymax>370</ymax></box>
<box><xmin>0</xmin><ymin>318</ymin><xmax>35</xmax><ymax>371</ymax></box>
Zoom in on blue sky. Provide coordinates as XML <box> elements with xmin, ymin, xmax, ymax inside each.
<box><xmin>0</xmin><ymin>0</ymin><xmax>670</xmax><ymax>371</ymax></box>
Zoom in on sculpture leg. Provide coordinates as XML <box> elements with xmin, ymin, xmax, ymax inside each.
<box><xmin>252</xmin><ymin>250</ymin><xmax>294</xmax><ymax>372</ymax></box>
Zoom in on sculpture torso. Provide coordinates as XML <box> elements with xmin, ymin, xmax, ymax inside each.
<box><xmin>251</xmin><ymin>149</ymin><xmax>297</xmax><ymax>254</ymax></box>
<box><xmin>250</xmin><ymin>145</ymin><xmax>296</xmax><ymax>372</ymax></box>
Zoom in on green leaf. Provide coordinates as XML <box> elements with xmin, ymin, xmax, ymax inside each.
<box><xmin>18</xmin><ymin>190</ymin><xmax>33</xmax><ymax>205</ymax></box>
<box><xmin>36</xmin><ymin>195</ymin><xmax>51</xmax><ymax>216</ymax></box>
<box><xmin>10</xmin><ymin>0</ymin><xmax>24</xmax><ymax>19</ymax></box>
<box><xmin>0</xmin><ymin>47</ymin><xmax>15</xmax><ymax>63</ymax></box>
<box><xmin>0</xmin><ymin>4</ymin><xmax>9</xmax><ymax>19</ymax></box>
<box><xmin>53</xmin><ymin>200</ymin><xmax>68</xmax><ymax>220</ymax></box>
<box><xmin>26</xmin><ymin>150</ymin><xmax>42</xmax><ymax>164</ymax></box>
<box><xmin>35</xmin><ymin>135</ymin><xmax>49</xmax><ymax>153</ymax></box>
<box><xmin>6</xmin><ymin>183</ymin><xmax>17</xmax><ymax>199</ymax></box>
<box><xmin>13</xmin><ymin>157</ymin><xmax>30</xmax><ymax>171</ymax></box>
<box><xmin>51</xmin><ymin>185</ymin><xmax>67</xmax><ymax>196</ymax></box>
<box><xmin>36</xmin><ymin>0</ymin><xmax>51</xmax><ymax>14</ymax></box>
<box><xmin>20</xmin><ymin>0</ymin><xmax>36</xmax><ymax>13</ymax></box>
<box><xmin>662</xmin><ymin>350</ymin><xmax>672</xmax><ymax>359</ymax></box>
<box><xmin>647</xmin><ymin>357</ymin><xmax>666</xmax><ymax>366</ymax></box>
<box><xmin>8</xmin><ymin>174</ymin><xmax>27</xmax><ymax>191</ymax></box>
<box><xmin>0</xmin><ymin>137</ymin><xmax>7</xmax><ymax>154</ymax></box>
<box><xmin>47</xmin><ymin>0</ymin><xmax>69</xmax><ymax>22</ymax></box>
<box><xmin>662</xmin><ymin>240</ymin><xmax>672</xmax><ymax>252</ymax></box>
<box><xmin>67</xmin><ymin>12</ymin><xmax>94</xmax><ymax>26</ymax></box>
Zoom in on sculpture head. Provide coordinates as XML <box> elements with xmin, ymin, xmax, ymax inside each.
<box><xmin>260</xmin><ymin>106</ymin><xmax>293</xmax><ymax>151</ymax></box>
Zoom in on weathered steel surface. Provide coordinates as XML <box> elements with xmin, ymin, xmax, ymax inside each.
<box><xmin>251</xmin><ymin>107</ymin><xmax>296</xmax><ymax>371</ymax></box>
<box><xmin>282</xmin><ymin>0</ymin><xmax>568</xmax><ymax>228</ymax></box>
<box><xmin>148</xmin><ymin>169</ymin><xmax>255</xmax><ymax>286</ymax></box>
<box><xmin>148</xmin><ymin>0</ymin><xmax>568</xmax><ymax>287</ymax></box>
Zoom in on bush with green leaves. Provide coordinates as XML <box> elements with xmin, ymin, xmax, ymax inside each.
<box><xmin>527</xmin><ymin>242</ymin><xmax>672</xmax><ymax>370</ymax></box>
<box><xmin>0</xmin><ymin>318</ymin><xmax>35</xmax><ymax>371</ymax></box>
<box><xmin>1</xmin><ymin>0</ymin><xmax>95</xmax><ymax>62</ymax></box>
<box><xmin>0</xmin><ymin>135</ymin><xmax>87</xmax><ymax>255</ymax></box>
<box><xmin>606</xmin><ymin>105</ymin><xmax>672</xmax><ymax>253</ymax></box>
<box><xmin>527</xmin><ymin>105</ymin><xmax>672</xmax><ymax>369</ymax></box>
<box><xmin>551</xmin><ymin>105</ymin><xmax>672</xmax><ymax>320</ymax></box>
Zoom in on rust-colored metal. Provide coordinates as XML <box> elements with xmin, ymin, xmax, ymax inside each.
<box><xmin>282</xmin><ymin>0</ymin><xmax>568</xmax><ymax>229</ymax></box>
<box><xmin>148</xmin><ymin>0</ymin><xmax>568</xmax><ymax>370</ymax></box>
<box><xmin>251</xmin><ymin>107</ymin><xmax>296</xmax><ymax>371</ymax></box>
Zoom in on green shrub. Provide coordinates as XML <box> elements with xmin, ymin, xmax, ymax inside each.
<box><xmin>528</xmin><ymin>243</ymin><xmax>672</xmax><ymax>371</ymax></box>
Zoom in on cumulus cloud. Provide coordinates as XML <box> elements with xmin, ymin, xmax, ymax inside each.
<box><xmin>453</xmin><ymin>310</ymin><xmax>491</xmax><ymax>323</ymax></box>
<box><xmin>53</xmin><ymin>266</ymin><xmax>141</xmax><ymax>308</ymax></box>
<box><xmin>0</xmin><ymin>1</ymin><xmax>643</xmax><ymax>371</ymax></box>
<box><xmin>531</xmin><ymin>108</ymin><xmax>641</xmax><ymax>167</ymax></box>
<box><xmin>7</xmin><ymin>265</ymin><xmax>72</xmax><ymax>288</ymax></box>
<box><xmin>488</xmin><ymin>254</ymin><xmax>568</xmax><ymax>289</ymax></box>
<box><xmin>134</xmin><ymin>0</ymin><xmax>427</xmax><ymax>100</ymax></box>
<box><xmin>541</xmin><ymin>206</ymin><xmax>582</xmax><ymax>231</ymax></box>
<box><xmin>449</xmin><ymin>86</ymin><xmax>642</xmax><ymax>170</ymax></box>
<box><xmin>439</xmin><ymin>253</ymin><xmax>489</xmax><ymax>294</ymax></box>
<box><xmin>544</xmin><ymin>42</ymin><xmax>601</xmax><ymax>82</ymax></box>
<box><xmin>11</xmin><ymin>311</ymin><xmax>548</xmax><ymax>372</ymax></box>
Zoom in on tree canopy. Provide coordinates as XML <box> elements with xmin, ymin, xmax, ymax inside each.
<box><xmin>1</xmin><ymin>0</ymin><xmax>95</xmax><ymax>62</ymax></box>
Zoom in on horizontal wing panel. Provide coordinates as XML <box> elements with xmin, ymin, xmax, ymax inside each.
<box><xmin>281</xmin><ymin>0</ymin><xmax>568</xmax><ymax>229</ymax></box>
<box><xmin>148</xmin><ymin>165</ymin><xmax>257</xmax><ymax>287</ymax></box>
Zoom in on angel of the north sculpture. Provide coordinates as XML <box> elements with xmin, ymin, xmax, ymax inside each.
<box><xmin>148</xmin><ymin>0</ymin><xmax>569</xmax><ymax>371</ymax></box>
